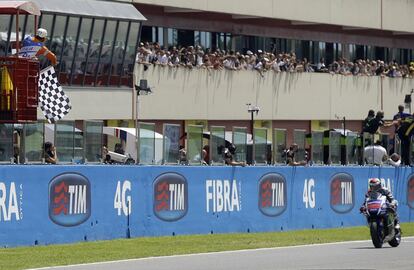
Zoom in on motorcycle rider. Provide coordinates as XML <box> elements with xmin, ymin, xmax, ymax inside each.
<box><xmin>360</xmin><ymin>178</ymin><xmax>400</xmax><ymax>230</ymax></box>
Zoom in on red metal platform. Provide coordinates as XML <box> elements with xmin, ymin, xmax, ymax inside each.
<box><xmin>0</xmin><ymin>56</ymin><xmax>39</xmax><ymax>123</ymax></box>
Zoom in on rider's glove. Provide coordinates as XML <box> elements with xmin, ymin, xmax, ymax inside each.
<box><xmin>359</xmin><ymin>206</ymin><xmax>366</xmax><ymax>213</ymax></box>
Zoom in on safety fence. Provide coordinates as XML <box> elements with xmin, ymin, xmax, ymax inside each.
<box><xmin>0</xmin><ymin>165</ymin><xmax>413</xmax><ymax>247</ymax></box>
<box><xmin>1</xmin><ymin>121</ymin><xmax>411</xmax><ymax>166</ymax></box>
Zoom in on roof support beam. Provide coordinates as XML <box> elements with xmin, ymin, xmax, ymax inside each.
<box><xmin>393</xmin><ymin>31</ymin><xmax>413</xmax><ymax>36</ymax></box>
<box><xmin>164</xmin><ymin>7</ymin><xmax>201</xmax><ymax>13</ymax></box>
<box><xmin>342</xmin><ymin>26</ymin><xmax>367</xmax><ymax>31</ymax></box>
<box><xmin>290</xmin><ymin>20</ymin><xmax>318</xmax><ymax>26</ymax></box>
<box><xmin>232</xmin><ymin>15</ymin><xmax>260</xmax><ymax>19</ymax></box>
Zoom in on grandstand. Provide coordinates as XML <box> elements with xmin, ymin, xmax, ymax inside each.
<box><xmin>1</xmin><ymin>0</ymin><xmax>414</xmax><ymax>164</ymax></box>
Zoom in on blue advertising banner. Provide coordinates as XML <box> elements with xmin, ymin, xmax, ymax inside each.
<box><xmin>0</xmin><ymin>165</ymin><xmax>413</xmax><ymax>247</ymax></box>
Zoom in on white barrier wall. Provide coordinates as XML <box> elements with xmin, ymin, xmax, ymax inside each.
<box><xmin>132</xmin><ymin>0</ymin><xmax>413</xmax><ymax>32</ymax></box>
<box><xmin>48</xmin><ymin>65</ymin><xmax>414</xmax><ymax>121</ymax></box>
<box><xmin>37</xmin><ymin>86</ymin><xmax>135</xmax><ymax>121</ymax></box>
<box><xmin>134</xmin><ymin>64</ymin><xmax>414</xmax><ymax>121</ymax></box>
<box><xmin>383</xmin><ymin>0</ymin><xmax>414</xmax><ymax>33</ymax></box>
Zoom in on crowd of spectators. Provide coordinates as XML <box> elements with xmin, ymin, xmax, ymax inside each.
<box><xmin>136</xmin><ymin>42</ymin><xmax>414</xmax><ymax>78</ymax></box>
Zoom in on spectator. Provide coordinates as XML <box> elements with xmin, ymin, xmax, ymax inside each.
<box><xmin>13</xmin><ymin>146</ymin><xmax>19</xmax><ymax>164</ymax></box>
<box><xmin>286</xmin><ymin>143</ymin><xmax>307</xmax><ymax>166</ymax></box>
<box><xmin>254</xmin><ymin>57</ymin><xmax>267</xmax><ymax>77</ymax></box>
<box><xmin>316</xmin><ymin>58</ymin><xmax>328</xmax><ymax>72</ymax></box>
<box><xmin>196</xmin><ymin>49</ymin><xmax>204</xmax><ymax>68</ymax></box>
<box><xmin>246</xmin><ymin>50</ymin><xmax>256</xmax><ymax>70</ymax></box>
<box><xmin>393</xmin><ymin>104</ymin><xmax>411</xmax><ymax>123</ymax></box>
<box><xmin>364</xmin><ymin>140</ymin><xmax>388</xmax><ymax>165</ymax></box>
<box><xmin>223</xmin><ymin>51</ymin><xmax>237</xmax><ymax>70</ymax></box>
<box><xmin>387</xmin><ymin>153</ymin><xmax>401</xmax><ymax>167</ymax></box>
<box><xmin>362</xmin><ymin>109</ymin><xmax>375</xmax><ymax>131</ymax></box>
<box><xmin>158</xmin><ymin>50</ymin><xmax>169</xmax><ymax>66</ymax></box>
<box><xmin>44</xmin><ymin>141</ymin><xmax>58</xmax><ymax>164</ymax></box>
<box><xmin>201</xmin><ymin>145</ymin><xmax>210</xmax><ymax>165</ymax></box>
<box><xmin>179</xmin><ymin>145</ymin><xmax>188</xmax><ymax>165</ymax></box>
<box><xmin>114</xmin><ymin>143</ymin><xmax>125</xmax><ymax>155</ymax></box>
<box><xmin>362</xmin><ymin>110</ymin><xmax>393</xmax><ymax>134</ymax></box>
<box><xmin>303</xmin><ymin>58</ymin><xmax>314</xmax><ymax>72</ymax></box>
<box><xmin>410</xmin><ymin>62</ymin><xmax>414</xmax><ymax>77</ymax></box>
<box><xmin>396</xmin><ymin>114</ymin><xmax>414</xmax><ymax>166</ymax></box>
<box><xmin>223</xmin><ymin>144</ymin><xmax>245</xmax><ymax>166</ymax></box>
<box><xmin>134</xmin><ymin>43</ymin><xmax>414</xmax><ymax>79</ymax></box>
<box><xmin>375</xmin><ymin>61</ymin><xmax>385</xmax><ymax>76</ymax></box>
<box><xmin>102</xmin><ymin>145</ymin><xmax>112</xmax><ymax>164</ymax></box>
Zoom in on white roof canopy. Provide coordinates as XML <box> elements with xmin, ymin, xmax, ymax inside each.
<box><xmin>30</xmin><ymin>0</ymin><xmax>146</xmax><ymax>21</ymax></box>
<box><xmin>0</xmin><ymin>1</ymin><xmax>41</xmax><ymax>15</ymax></box>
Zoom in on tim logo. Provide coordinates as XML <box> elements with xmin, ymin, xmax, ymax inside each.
<box><xmin>153</xmin><ymin>173</ymin><xmax>188</xmax><ymax>221</ymax></box>
<box><xmin>407</xmin><ymin>174</ymin><xmax>414</xmax><ymax>209</ymax></box>
<box><xmin>258</xmin><ymin>173</ymin><xmax>287</xmax><ymax>217</ymax></box>
<box><xmin>48</xmin><ymin>173</ymin><xmax>91</xmax><ymax>227</ymax></box>
<box><xmin>330</xmin><ymin>173</ymin><xmax>354</xmax><ymax>213</ymax></box>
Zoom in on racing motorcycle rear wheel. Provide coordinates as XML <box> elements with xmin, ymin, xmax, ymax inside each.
<box><xmin>388</xmin><ymin>228</ymin><xmax>401</xmax><ymax>247</ymax></box>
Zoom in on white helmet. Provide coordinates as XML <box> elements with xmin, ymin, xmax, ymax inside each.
<box><xmin>36</xmin><ymin>28</ymin><xmax>48</xmax><ymax>39</ymax></box>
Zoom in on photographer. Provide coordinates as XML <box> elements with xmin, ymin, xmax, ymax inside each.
<box><xmin>44</xmin><ymin>141</ymin><xmax>58</xmax><ymax>164</ymax></box>
<box><xmin>222</xmin><ymin>144</ymin><xmax>246</xmax><ymax>167</ymax></box>
<box><xmin>286</xmin><ymin>143</ymin><xmax>307</xmax><ymax>166</ymax></box>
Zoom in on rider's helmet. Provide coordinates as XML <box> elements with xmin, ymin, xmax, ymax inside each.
<box><xmin>369</xmin><ymin>178</ymin><xmax>382</xmax><ymax>191</ymax></box>
<box><xmin>36</xmin><ymin>28</ymin><xmax>48</xmax><ymax>39</ymax></box>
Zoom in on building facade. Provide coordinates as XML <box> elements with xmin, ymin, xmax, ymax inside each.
<box><xmin>1</xmin><ymin>0</ymin><xmax>414</xmax><ymax>136</ymax></box>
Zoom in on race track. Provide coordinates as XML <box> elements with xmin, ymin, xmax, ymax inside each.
<box><xmin>31</xmin><ymin>236</ymin><xmax>414</xmax><ymax>270</ymax></box>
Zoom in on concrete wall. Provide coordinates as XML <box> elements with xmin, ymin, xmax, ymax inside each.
<box><xmin>37</xmin><ymin>86</ymin><xmax>135</xmax><ymax>121</ymax></box>
<box><xmin>132</xmin><ymin>0</ymin><xmax>414</xmax><ymax>33</ymax></box>
<box><xmin>134</xmin><ymin>64</ymin><xmax>414</xmax><ymax>121</ymax></box>
<box><xmin>49</xmin><ymin>65</ymin><xmax>414</xmax><ymax>122</ymax></box>
<box><xmin>383</xmin><ymin>0</ymin><xmax>414</xmax><ymax>33</ymax></box>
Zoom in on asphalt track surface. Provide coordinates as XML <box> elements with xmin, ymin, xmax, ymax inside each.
<box><xmin>32</xmin><ymin>237</ymin><xmax>414</xmax><ymax>270</ymax></box>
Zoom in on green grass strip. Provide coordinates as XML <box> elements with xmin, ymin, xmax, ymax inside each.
<box><xmin>1</xmin><ymin>223</ymin><xmax>413</xmax><ymax>270</ymax></box>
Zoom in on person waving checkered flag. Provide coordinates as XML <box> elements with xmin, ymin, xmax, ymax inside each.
<box><xmin>38</xmin><ymin>66</ymin><xmax>71</xmax><ymax>123</ymax></box>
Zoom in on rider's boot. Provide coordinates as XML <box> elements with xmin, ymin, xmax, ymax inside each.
<box><xmin>394</xmin><ymin>216</ymin><xmax>401</xmax><ymax>233</ymax></box>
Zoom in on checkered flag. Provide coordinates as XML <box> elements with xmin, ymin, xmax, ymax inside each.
<box><xmin>38</xmin><ymin>66</ymin><xmax>71</xmax><ymax>123</ymax></box>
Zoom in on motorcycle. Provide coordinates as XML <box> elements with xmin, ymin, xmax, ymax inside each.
<box><xmin>361</xmin><ymin>191</ymin><xmax>401</xmax><ymax>248</ymax></box>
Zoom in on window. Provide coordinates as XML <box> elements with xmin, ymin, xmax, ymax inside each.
<box><xmin>0</xmin><ymin>15</ymin><xmax>12</xmax><ymax>56</ymax></box>
<box><xmin>348</xmin><ymin>44</ymin><xmax>356</xmax><ymax>61</ymax></box>
<box><xmin>59</xmin><ymin>16</ymin><xmax>81</xmax><ymax>84</ymax></box>
<box><xmin>48</xmin><ymin>15</ymin><xmax>67</xmax><ymax>72</ymax></box>
<box><xmin>157</xmin><ymin>27</ymin><xmax>164</xmax><ymax>46</ymax></box>
<box><xmin>105</xmin><ymin>21</ymin><xmax>129</xmax><ymax>85</ymax></box>
<box><xmin>70</xmin><ymin>17</ymin><xmax>93</xmax><ymax>85</ymax></box>
<box><xmin>95</xmin><ymin>20</ymin><xmax>117</xmax><ymax>86</ymax></box>
<box><xmin>195</xmin><ymin>31</ymin><xmax>211</xmax><ymax>49</ymax></box>
<box><xmin>334</xmin><ymin>43</ymin><xmax>342</xmax><ymax>60</ymax></box>
<box><xmin>83</xmin><ymin>19</ymin><xmax>104</xmax><ymax>86</ymax></box>
<box><xmin>215</xmin><ymin>32</ymin><xmax>231</xmax><ymax>51</ymax></box>
<box><xmin>121</xmin><ymin>22</ymin><xmax>140</xmax><ymax>86</ymax></box>
<box><xmin>366</xmin><ymin>45</ymin><xmax>375</xmax><ymax>61</ymax></box>
<box><xmin>167</xmin><ymin>28</ymin><xmax>177</xmax><ymax>47</ymax></box>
